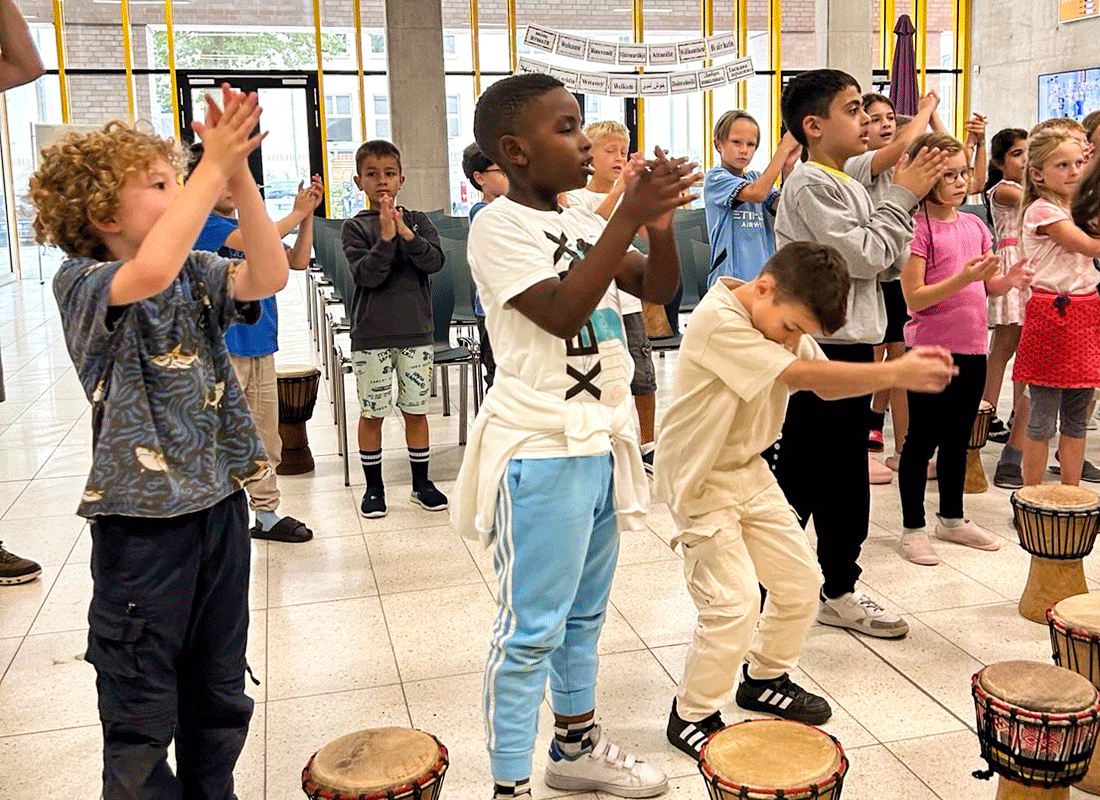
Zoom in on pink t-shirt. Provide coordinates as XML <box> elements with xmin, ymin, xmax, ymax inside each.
<box><xmin>1022</xmin><ymin>199</ymin><xmax>1100</xmax><ymax>295</ymax></box>
<box><xmin>903</xmin><ymin>211</ymin><xmax>993</xmax><ymax>354</ymax></box>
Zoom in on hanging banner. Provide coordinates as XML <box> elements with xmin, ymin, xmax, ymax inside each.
<box><xmin>522</xmin><ymin>25</ymin><xmax>749</xmax><ymax>66</ymax></box>
<box><xmin>514</xmin><ymin>56</ymin><xmax>756</xmax><ymax>98</ymax></box>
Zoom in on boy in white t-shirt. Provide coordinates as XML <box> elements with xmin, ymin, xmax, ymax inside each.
<box><xmin>452</xmin><ymin>73</ymin><xmax>699</xmax><ymax>800</ymax></box>
<box><xmin>565</xmin><ymin>120</ymin><xmax>658</xmax><ymax>471</ymax></box>
<box><xmin>656</xmin><ymin>242</ymin><xmax>956</xmax><ymax>761</ymax></box>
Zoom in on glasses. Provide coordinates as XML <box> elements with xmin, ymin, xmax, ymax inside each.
<box><xmin>482</xmin><ymin>167</ymin><xmax>502</xmax><ymax>174</ymax></box>
<box><xmin>941</xmin><ymin>168</ymin><xmax>973</xmax><ymax>184</ymax></box>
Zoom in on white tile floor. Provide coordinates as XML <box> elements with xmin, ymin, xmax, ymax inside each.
<box><xmin>1</xmin><ymin>269</ymin><xmax>1100</xmax><ymax>799</ymax></box>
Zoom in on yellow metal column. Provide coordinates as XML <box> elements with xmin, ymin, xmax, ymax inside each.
<box><xmin>163</xmin><ymin>0</ymin><xmax>179</xmax><ymax>135</ymax></box>
<box><xmin>769</xmin><ymin>0</ymin><xmax>780</xmax><ymax>146</ymax></box>
<box><xmin>506</xmin><ymin>0</ymin><xmax>517</xmax><ymax>72</ymax></box>
<box><xmin>702</xmin><ymin>0</ymin><xmax>713</xmax><ymax>169</ymax></box>
<box><xmin>470</xmin><ymin>0</ymin><xmax>481</xmax><ymax>97</ymax></box>
<box><xmin>353</xmin><ymin>0</ymin><xmax>367</xmax><ymax>142</ymax></box>
<box><xmin>915</xmin><ymin>0</ymin><xmax>927</xmax><ymax>93</ymax></box>
<box><xmin>634</xmin><ymin>0</ymin><xmax>644</xmax><ymax>153</ymax></box>
<box><xmin>313</xmin><ymin>0</ymin><xmax>331</xmax><ymax>211</ymax></box>
<box><xmin>954</xmin><ymin>0</ymin><xmax>970</xmax><ymax>140</ymax></box>
<box><xmin>880</xmin><ymin>0</ymin><xmax>895</xmax><ymax>71</ymax></box>
<box><xmin>735</xmin><ymin>0</ymin><xmax>747</xmax><ymax>108</ymax></box>
<box><xmin>51</xmin><ymin>0</ymin><xmax>69</xmax><ymax>123</ymax></box>
<box><xmin>120</xmin><ymin>0</ymin><xmax>135</xmax><ymax>120</ymax></box>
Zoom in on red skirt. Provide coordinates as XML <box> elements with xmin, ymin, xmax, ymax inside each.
<box><xmin>1014</xmin><ymin>288</ymin><xmax>1100</xmax><ymax>387</ymax></box>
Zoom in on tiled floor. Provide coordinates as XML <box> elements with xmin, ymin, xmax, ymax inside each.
<box><xmin>1</xmin><ymin>269</ymin><xmax>1099</xmax><ymax>799</ymax></box>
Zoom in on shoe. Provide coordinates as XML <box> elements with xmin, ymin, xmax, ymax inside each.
<box><xmin>410</xmin><ymin>480</ymin><xmax>448</xmax><ymax>511</ymax></box>
<box><xmin>734</xmin><ymin>665</ymin><xmax>832</xmax><ymax>725</ymax></box>
<box><xmin>993</xmin><ymin>461</ymin><xmax>1024</xmax><ymax>489</ymax></box>
<box><xmin>899</xmin><ymin>531</ymin><xmax>940</xmax><ymax>566</ymax></box>
<box><xmin>250</xmin><ymin>516</ymin><xmax>313</xmax><ymax>543</ymax></box>
<box><xmin>641</xmin><ymin>448</ymin><xmax>655</xmax><ymax>477</ymax></box>
<box><xmin>545</xmin><ymin>725</ymin><xmax>668</xmax><ymax>798</ymax></box>
<box><xmin>869</xmin><ymin>455</ymin><xmax>894</xmax><ymax>485</ymax></box>
<box><xmin>1089</xmin><ymin>418</ymin><xmax>1098</xmax><ymax>431</ymax></box>
<box><xmin>988</xmin><ymin>415</ymin><xmax>1010</xmax><ymax>444</ymax></box>
<box><xmin>361</xmin><ymin>487</ymin><xmax>387</xmax><ymax>518</ymax></box>
<box><xmin>934</xmin><ymin>519</ymin><xmax>1001</xmax><ymax>551</ymax></box>
<box><xmin>818</xmin><ymin>591</ymin><xmax>909</xmax><ymax>639</ymax></box>
<box><xmin>666</xmin><ymin>699</ymin><xmax>724</xmax><ymax>761</ymax></box>
<box><xmin>1050</xmin><ymin>455</ymin><xmax>1100</xmax><ymax>483</ymax></box>
<box><xmin>885</xmin><ymin>454</ymin><xmax>900</xmax><ymax>471</ymax></box>
<box><xmin>0</xmin><ymin>542</ymin><xmax>41</xmax><ymax>585</ymax></box>
<box><xmin>868</xmin><ymin>429</ymin><xmax>885</xmax><ymax>452</ymax></box>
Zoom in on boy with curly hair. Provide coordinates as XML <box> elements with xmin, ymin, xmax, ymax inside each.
<box><xmin>29</xmin><ymin>86</ymin><xmax>286</xmax><ymax>800</ymax></box>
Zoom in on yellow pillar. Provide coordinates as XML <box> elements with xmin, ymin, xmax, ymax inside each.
<box><xmin>915</xmin><ymin>0</ymin><xmax>927</xmax><ymax>93</ymax></box>
<box><xmin>51</xmin><ymin>0</ymin><xmax>69</xmax><ymax>123</ymax></box>
<box><xmin>735</xmin><ymin>0</ymin><xmax>747</xmax><ymax>108</ymax></box>
<box><xmin>702</xmin><ymin>0</ymin><xmax>713</xmax><ymax>169</ymax></box>
<box><xmin>312</xmin><ymin>0</ymin><xmax>331</xmax><ymax>211</ymax></box>
<box><xmin>770</xmin><ymin>0</ymin><xmax>781</xmax><ymax>147</ymax></box>
<box><xmin>634</xmin><ymin>0</ymin><xmax>644</xmax><ymax>153</ymax></box>
<box><xmin>163</xmin><ymin>0</ymin><xmax>179</xmax><ymax>136</ymax></box>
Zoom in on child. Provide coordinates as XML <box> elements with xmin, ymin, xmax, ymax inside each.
<box><xmin>703</xmin><ymin>110</ymin><xmax>801</xmax><ymax>286</ymax></box>
<box><xmin>453</xmin><ymin>73</ymin><xmax>697</xmax><ymax>799</ymax></box>
<box><xmin>896</xmin><ymin>132</ymin><xmax>1030</xmax><ymax>565</ymax></box>
<box><xmin>462</xmin><ymin>141</ymin><xmax>507</xmax><ymax>388</ymax></box>
<box><xmin>657</xmin><ymin>242</ymin><xmax>955</xmax><ymax>759</ymax></box>
<box><xmin>1084</xmin><ymin>109</ymin><xmax>1100</xmax><ymax>151</ymax></box>
<box><xmin>564</xmin><ymin>120</ymin><xmax>660</xmax><ymax>471</ymax></box>
<box><xmin>1015</xmin><ymin>127</ymin><xmax>1100</xmax><ymax>486</ymax></box>
<box><xmin>770</xmin><ymin>69</ymin><xmax>946</xmax><ymax>639</ymax></box>
<box><xmin>29</xmin><ymin>88</ymin><xmax>286</xmax><ymax>799</ymax></box>
<box><xmin>342</xmin><ymin>139</ymin><xmax>448</xmax><ymax>518</ymax></box>
<box><xmin>981</xmin><ymin>128</ymin><xmax>1029</xmax><ymax>483</ymax></box>
<box><xmin>192</xmin><ymin>143</ymin><xmax>323</xmax><ymax>542</ymax></box>
<box><xmin>854</xmin><ymin>91</ymin><xmax>939</xmax><ymax>477</ymax></box>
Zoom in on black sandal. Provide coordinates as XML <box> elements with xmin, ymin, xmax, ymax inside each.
<box><xmin>250</xmin><ymin>516</ymin><xmax>313</xmax><ymax>543</ymax></box>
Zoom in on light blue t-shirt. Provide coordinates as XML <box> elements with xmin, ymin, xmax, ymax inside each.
<box><xmin>703</xmin><ymin>165</ymin><xmax>780</xmax><ymax>287</ymax></box>
<box><xmin>194</xmin><ymin>213</ymin><xmax>279</xmax><ymax>357</ymax></box>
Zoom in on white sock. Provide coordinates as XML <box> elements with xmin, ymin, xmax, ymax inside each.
<box><xmin>938</xmin><ymin>516</ymin><xmax>965</xmax><ymax>528</ymax></box>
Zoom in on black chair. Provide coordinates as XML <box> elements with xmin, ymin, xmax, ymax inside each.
<box><xmin>430</xmin><ymin>262</ymin><xmax>479</xmax><ymax>445</ymax></box>
<box><xmin>432</xmin><ymin>214</ymin><xmax>470</xmax><ymax>240</ymax></box>
<box><xmin>439</xmin><ymin>232</ymin><xmax>478</xmax><ymax>326</ymax></box>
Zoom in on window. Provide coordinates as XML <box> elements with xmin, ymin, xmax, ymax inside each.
<box><xmin>375</xmin><ymin>119</ymin><xmax>391</xmax><ymax>138</ymax></box>
<box><xmin>370</xmin><ymin>33</ymin><xmax>385</xmax><ymax>54</ymax></box>
<box><xmin>325</xmin><ymin>94</ymin><xmax>354</xmax><ymax>142</ymax></box>
<box><xmin>373</xmin><ymin>94</ymin><xmax>388</xmax><ymax>116</ymax></box>
<box><xmin>443</xmin><ymin>34</ymin><xmax>456</xmax><ymax>55</ymax></box>
<box><xmin>446</xmin><ymin>93</ymin><xmax>461</xmax><ymax>140</ymax></box>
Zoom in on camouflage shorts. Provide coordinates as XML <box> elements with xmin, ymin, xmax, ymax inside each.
<box><xmin>351</xmin><ymin>345</ymin><xmax>433</xmax><ymax>417</ymax></box>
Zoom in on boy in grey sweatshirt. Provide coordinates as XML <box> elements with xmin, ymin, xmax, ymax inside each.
<box><xmin>768</xmin><ymin>69</ymin><xmax>948</xmax><ymax>639</ymax></box>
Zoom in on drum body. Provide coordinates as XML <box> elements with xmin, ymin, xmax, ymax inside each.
<box><xmin>965</xmin><ymin>401</ymin><xmax>995</xmax><ymax>494</ymax></box>
<box><xmin>1049</xmin><ymin>593</ymin><xmax>1100</xmax><ymax>794</ymax></box>
<box><xmin>1012</xmin><ymin>486</ymin><xmax>1100</xmax><ymax>623</ymax></box>
<box><xmin>972</xmin><ymin>660</ymin><xmax>1100</xmax><ymax>800</ymax></box>
<box><xmin>698</xmin><ymin>719</ymin><xmax>847</xmax><ymax>800</ymax></box>
<box><xmin>277</xmin><ymin>365</ymin><xmax>321</xmax><ymax>475</ymax></box>
<box><xmin>302</xmin><ymin>727</ymin><xmax>448</xmax><ymax>800</ymax></box>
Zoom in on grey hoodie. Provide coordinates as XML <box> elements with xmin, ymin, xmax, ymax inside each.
<box><xmin>341</xmin><ymin>207</ymin><xmax>444</xmax><ymax>350</ymax></box>
<box><xmin>775</xmin><ymin>159</ymin><xmax>918</xmax><ymax>345</ymax></box>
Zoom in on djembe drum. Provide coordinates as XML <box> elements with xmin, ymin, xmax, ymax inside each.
<box><xmin>972</xmin><ymin>660</ymin><xmax>1100</xmax><ymax>799</ymax></box>
<box><xmin>1049</xmin><ymin>593</ymin><xmax>1100</xmax><ymax>794</ymax></box>
<box><xmin>698</xmin><ymin>719</ymin><xmax>848</xmax><ymax>800</ymax></box>
<box><xmin>965</xmin><ymin>400</ymin><xmax>995</xmax><ymax>494</ymax></box>
<box><xmin>302</xmin><ymin>728</ymin><xmax>449</xmax><ymax>800</ymax></box>
<box><xmin>1012</xmin><ymin>485</ymin><xmax>1100</xmax><ymax>623</ymax></box>
<box><xmin>276</xmin><ymin>365</ymin><xmax>321</xmax><ymax>475</ymax></box>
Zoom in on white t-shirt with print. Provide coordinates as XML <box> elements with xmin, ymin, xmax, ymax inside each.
<box><xmin>468</xmin><ymin>195</ymin><xmax>635</xmax><ymax>456</ymax></box>
<box><xmin>564</xmin><ymin>188</ymin><xmax>644</xmax><ymax>315</ymax></box>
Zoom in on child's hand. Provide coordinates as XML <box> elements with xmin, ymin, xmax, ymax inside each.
<box><xmin>619</xmin><ymin>146</ymin><xmax>701</xmax><ymax>230</ymax></box>
<box><xmin>394</xmin><ymin>206</ymin><xmax>415</xmax><ymax>240</ymax></box>
<box><xmin>292</xmin><ymin>177</ymin><xmax>323</xmax><ymax>216</ymax></box>
<box><xmin>1005</xmin><ymin>257</ymin><xmax>1034</xmax><ymax>290</ymax></box>
<box><xmin>895</xmin><ymin>346</ymin><xmax>958</xmax><ymax>393</ymax></box>
<box><xmin>918</xmin><ymin>91</ymin><xmax>940</xmax><ymax>113</ymax></box>
<box><xmin>377</xmin><ymin>196</ymin><xmax>397</xmax><ymax>241</ymax></box>
<box><xmin>893</xmin><ymin>146</ymin><xmax>949</xmax><ymax>200</ymax></box>
<box><xmin>190</xmin><ymin>83</ymin><xmax>264</xmax><ymax>180</ymax></box>
<box><xmin>964</xmin><ymin>113</ymin><xmax>987</xmax><ymax>145</ymax></box>
<box><xmin>961</xmin><ymin>252</ymin><xmax>999</xmax><ymax>283</ymax></box>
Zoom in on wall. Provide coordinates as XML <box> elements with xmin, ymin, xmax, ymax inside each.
<box><xmin>971</xmin><ymin>0</ymin><xmax>1100</xmax><ymax>134</ymax></box>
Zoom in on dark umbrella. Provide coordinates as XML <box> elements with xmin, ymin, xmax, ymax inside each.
<box><xmin>889</xmin><ymin>14</ymin><xmax>919</xmax><ymax>116</ymax></box>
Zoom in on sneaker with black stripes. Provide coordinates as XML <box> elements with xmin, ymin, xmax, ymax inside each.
<box><xmin>665</xmin><ymin>699</ymin><xmax>725</xmax><ymax>761</ymax></box>
<box><xmin>734</xmin><ymin>665</ymin><xmax>832</xmax><ymax>725</ymax></box>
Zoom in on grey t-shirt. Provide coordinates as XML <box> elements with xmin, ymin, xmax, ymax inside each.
<box><xmin>53</xmin><ymin>251</ymin><xmax>270</xmax><ymax>518</ymax></box>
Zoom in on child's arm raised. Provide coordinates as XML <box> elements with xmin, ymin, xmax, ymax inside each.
<box><xmin>869</xmin><ymin>91</ymin><xmax>938</xmax><ymax>177</ymax></box>
<box><xmin>220</xmin><ymin>175</ymin><xmax>322</xmax><ymax>252</ymax></box>
<box><xmin>226</xmin><ymin>162</ymin><xmax>290</xmax><ymax>301</ymax></box>
<box><xmin>342</xmin><ymin>198</ymin><xmax>399</xmax><ymax>288</ymax></box>
<box><xmin>966</xmin><ymin>114</ymin><xmax>987</xmax><ymax>194</ymax></box>
<box><xmin>286</xmin><ymin>176</ymin><xmax>323</xmax><ymax>271</ymax></box>
<box><xmin>901</xmin><ymin>250</ymin><xmax>998</xmax><ymax>312</ymax></box>
<box><xmin>509</xmin><ymin>149</ymin><xmax>697</xmax><ymax>340</ymax></box>
<box><xmin>0</xmin><ymin>0</ymin><xmax>44</xmax><ymax>91</ymax></box>
<box><xmin>394</xmin><ymin>209</ymin><xmax>444</xmax><ymax>275</ymax></box>
<box><xmin>734</xmin><ymin>131</ymin><xmax>801</xmax><ymax>203</ymax></box>
<box><xmin>780</xmin><ymin>345</ymin><xmax>956</xmax><ymax>399</ymax></box>
<box><xmin>108</xmin><ymin>87</ymin><xmax>263</xmax><ymax>306</ymax></box>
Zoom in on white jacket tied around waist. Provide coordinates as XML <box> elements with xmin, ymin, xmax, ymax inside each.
<box><xmin>450</xmin><ymin>374</ymin><xmax>650</xmax><ymax>547</ymax></box>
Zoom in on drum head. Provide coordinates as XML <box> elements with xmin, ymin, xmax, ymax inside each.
<box><xmin>1053</xmin><ymin>592</ymin><xmax>1100</xmax><ymax>633</ymax></box>
<box><xmin>1016</xmin><ymin>484</ymin><xmax>1100</xmax><ymax>511</ymax></box>
<box><xmin>977</xmin><ymin>661</ymin><xmax>1098</xmax><ymax>713</ymax></box>
<box><xmin>277</xmin><ymin>364</ymin><xmax>321</xmax><ymax>380</ymax></box>
<box><xmin>309</xmin><ymin>728</ymin><xmax>439</xmax><ymax>794</ymax></box>
<box><xmin>704</xmin><ymin>720</ymin><xmax>841</xmax><ymax>789</ymax></box>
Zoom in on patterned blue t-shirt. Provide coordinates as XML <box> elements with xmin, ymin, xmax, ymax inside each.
<box><xmin>703</xmin><ymin>165</ymin><xmax>780</xmax><ymax>286</ymax></box>
<box><xmin>194</xmin><ymin>212</ymin><xmax>279</xmax><ymax>357</ymax></box>
<box><xmin>53</xmin><ymin>251</ymin><xmax>270</xmax><ymax>518</ymax></box>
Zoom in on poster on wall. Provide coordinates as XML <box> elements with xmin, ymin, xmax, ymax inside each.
<box><xmin>1037</xmin><ymin>67</ymin><xmax>1100</xmax><ymax>120</ymax></box>
<box><xmin>1059</xmin><ymin>0</ymin><xmax>1100</xmax><ymax>23</ymax></box>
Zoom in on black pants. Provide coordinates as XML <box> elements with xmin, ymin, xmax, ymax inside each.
<box><xmin>766</xmin><ymin>343</ymin><xmax>873</xmax><ymax>599</ymax></box>
<box><xmin>87</xmin><ymin>491</ymin><xmax>253</xmax><ymax>800</ymax></box>
<box><xmin>900</xmin><ymin>353</ymin><xmax>986</xmax><ymax>529</ymax></box>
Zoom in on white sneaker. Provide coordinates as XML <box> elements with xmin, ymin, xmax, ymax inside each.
<box><xmin>818</xmin><ymin>591</ymin><xmax>909</xmax><ymax>639</ymax></box>
<box><xmin>544</xmin><ymin>725</ymin><xmax>668</xmax><ymax>798</ymax></box>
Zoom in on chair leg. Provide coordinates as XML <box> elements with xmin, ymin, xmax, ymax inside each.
<box><xmin>339</xmin><ymin>367</ymin><xmax>350</xmax><ymax>488</ymax></box>
<box><xmin>441</xmin><ymin>365</ymin><xmax>451</xmax><ymax>416</ymax></box>
<box><xmin>431</xmin><ymin>365</ymin><xmax>438</xmax><ymax>398</ymax></box>
<box><xmin>459</xmin><ymin>363</ymin><xmax>468</xmax><ymax>447</ymax></box>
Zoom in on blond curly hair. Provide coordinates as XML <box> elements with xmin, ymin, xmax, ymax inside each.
<box><xmin>28</xmin><ymin>120</ymin><xmax>184</xmax><ymax>260</ymax></box>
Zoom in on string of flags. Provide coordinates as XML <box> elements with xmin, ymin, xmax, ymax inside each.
<box><xmin>517</xmin><ymin>25</ymin><xmax>757</xmax><ymax>97</ymax></box>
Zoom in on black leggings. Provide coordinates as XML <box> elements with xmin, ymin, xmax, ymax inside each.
<box><xmin>899</xmin><ymin>353</ymin><xmax>987</xmax><ymax>529</ymax></box>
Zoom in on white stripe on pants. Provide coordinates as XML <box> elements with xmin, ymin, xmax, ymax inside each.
<box><xmin>674</xmin><ymin>458</ymin><xmax>822</xmax><ymax>722</ymax></box>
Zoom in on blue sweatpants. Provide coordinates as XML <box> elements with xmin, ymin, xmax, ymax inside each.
<box><xmin>483</xmin><ymin>454</ymin><xmax>618</xmax><ymax>781</ymax></box>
